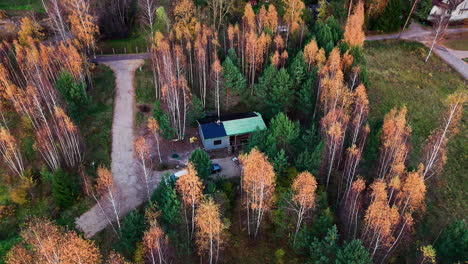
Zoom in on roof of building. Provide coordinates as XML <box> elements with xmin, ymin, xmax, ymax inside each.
<box><xmin>200</xmin><ymin>122</ymin><xmax>227</xmax><ymax>139</ymax></box>
<box><xmin>198</xmin><ymin>112</ymin><xmax>266</xmax><ymax>139</ymax></box>
<box><xmin>223</xmin><ymin>114</ymin><xmax>266</xmax><ymax>136</ymax></box>
<box><xmin>198</xmin><ymin>112</ymin><xmax>258</xmax><ymax>124</ymax></box>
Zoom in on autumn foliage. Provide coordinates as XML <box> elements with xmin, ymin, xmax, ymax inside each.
<box><xmin>6</xmin><ymin>218</ymin><xmax>102</xmax><ymax>264</ymax></box>
<box><xmin>195</xmin><ymin>198</ymin><xmax>225</xmax><ymax>264</ymax></box>
<box><xmin>241</xmin><ymin>148</ymin><xmax>276</xmax><ymax>237</ymax></box>
<box><xmin>344</xmin><ymin>1</ymin><xmax>365</xmax><ymax>47</ymax></box>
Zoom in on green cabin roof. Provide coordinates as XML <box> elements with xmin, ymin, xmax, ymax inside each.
<box><xmin>222</xmin><ymin>112</ymin><xmax>266</xmax><ymax>136</ymax></box>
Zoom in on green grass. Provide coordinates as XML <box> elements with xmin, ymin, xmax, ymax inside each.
<box><xmin>134</xmin><ymin>60</ymin><xmax>156</xmax><ymax>104</ymax></box>
<box><xmin>0</xmin><ymin>0</ymin><xmax>43</xmax><ymax>11</ymax></box>
<box><xmin>80</xmin><ymin>65</ymin><xmax>115</xmax><ymax>172</ymax></box>
<box><xmin>463</xmin><ymin>58</ymin><xmax>468</xmax><ymax>63</ymax></box>
<box><xmin>442</xmin><ymin>38</ymin><xmax>468</xmax><ymax>51</ymax></box>
<box><xmin>98</xmin><ymin>35</ymin><xmax>148</xmax><ymax>55</ymax></box>
<box><xmin>364</xmin><ymin>40</ymin><xmax>467</xmax><ymax>241</ymax></box>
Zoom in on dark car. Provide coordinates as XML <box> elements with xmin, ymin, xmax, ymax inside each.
<box><xmin>211</xmin><ymin>163</ymin><xmax>222</xmax><ymax>174</ymax></box>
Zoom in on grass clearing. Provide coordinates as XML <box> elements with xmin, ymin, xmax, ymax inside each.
<box><xmin>442</xmin><ymin>38</ymin><xmax>468</xmax><ymax>51</ymax></box>
<box><xmin>134</xmin><ymin>60</ymin><xmax>156</xmax><ymax>104</ymax></box>
<box><xmin>99</xmin><ymin>35</ymin><xmax>148</xmax><ymax>55</ymax></box>
<box><xmin>0</xmin><ymin>0</ymin><xmax>43</xmax><ymax>11</ymax></box>
<box><xmin>364</xmin><ymin>40</ymin><xmax>467</xmax><ymax>242</ymax></box>
<box><xmin>80</xmin><ymin>65</ymin><xmax>115</xmax><ymax>173</ymax></box>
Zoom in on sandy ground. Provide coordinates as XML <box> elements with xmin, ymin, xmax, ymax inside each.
<box><xmin>76</xmin><ymin>59</ymin><xmax>147</xmax><ymax>238</ymax></box>
<box><xmin>366</xmin><ymin>22</ymin><xmax>468</xmax><ymax>79</ymax></box>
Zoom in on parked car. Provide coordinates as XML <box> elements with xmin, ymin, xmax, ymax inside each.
<box><xmin>232</xmin><ymin>157</ymin><xmax>240</xmax><ymax>166</ymax></box>
<box><xmin>169</xmin><ymin>169</ymin><xmax>187</xmax><ymax>182</ymax></box>
<box><xmin>211</xmin><ymin>163</ymin><xmax>222</xmax><ymax>174</ymax></box>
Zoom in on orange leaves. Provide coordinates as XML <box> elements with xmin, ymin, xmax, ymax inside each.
<box><xmin>195</xmin><ymin>198</ymin><xmax>225</xmax><ymax>260</ymax></box>
<box><xmin>344</xmin><ymin>1</ymin><xmax>365</xmax><ymax>47</ymax></box>
<box><xmin>18</xmin><ymin>17</ymin><xmax>44</xmax><ymax>46</ymax></box>
<box><xmin>96</xmin><ymin>165</ymin><xmax>114</xmax><ymax>196</ymax></box>
<box><xmin>147</xmin><ymin>117</ymin><xmax>160</xmax><ymax>135</ymax></box>
<box><xmin>64</xmin><ymin>0</ymin><xmax>99</xmax><ymax>52</ymax></box>
<box><xmin>176</xmin><ymin>163</ymin><xmax>204</xmax><ymax>208</ymax></box>
<box><xmin>283</xmin><ymin>0</ymin><xmax>306</xmax><ymax>34</ymax></box>
<box><xmin>211</xmin><ymin>58</ymin><xmax>222</xmax><ymax>75</ymax></box>
<box><xmin>143</xmin><ymin>219</ymin><xmax>169</xmax><ymax>264</ymax></box>
<box><xmin>303</xmin><ymin>39</ymin><xmax>319</xmax><ymax>70</ymax></box>
<box><xmin>264</xmin><ymin>5</ymin><xmax>279</xmax><ymax>34</ymax></box>
<box><xmin>0</xmin><ymin>127</ymin><xmax>24</xmax><ymax>178</ymax></box>
<box><xmin>378</xmin><ymin>107</ymin><xmax>412</xmax><ymax>179</ymax></box>
<box><xmin>292</xmin><ymin>171</ymin><xmax>318</xmax><ymax>210</ymax></box>
<box><xmin>243</xmin><ymin>3</ymin><xmax>256</xmax><ymax>32</ymax></box>
<box><xmin>10</xmin><ymin>218</ymin><xmax>102</xmax><ymax>264</ymax></box>
<box><xmin>241</xmin><ymin>148</ymin><xmax>275</xmax><ymax>236</ymax></box>
<box><xmin>134</xmin><ymin>136</ymin><xmax>150</xmax><ymax>158</ymax></box>
<box><xmin>397</xmin><ymin>164</ymin><xmax>426</xmax><ymax>212</ymax></box>
<box><xmin>173</xmin><ymin>0</ymin><xmax>198</xmax><ymax>40</ymax></box>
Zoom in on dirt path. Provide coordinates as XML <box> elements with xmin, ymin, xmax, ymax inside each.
<box><xmin>366</xmin><ymin>23</ymin><xmax>468</xmax><ymax>79</ymax></box>
<box><xmin>76</xmin><ymin>59</ymin><xmax>149</xmax><ymax>238</ymax></box>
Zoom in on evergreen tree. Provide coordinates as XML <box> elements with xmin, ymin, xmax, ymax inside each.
<box><xmin>308</xmin><ymin>225</ymin><xmax>339</xmax><ymax>264</ymax></box>
<box><xmin>55</xmin><ymin>71</ymin><xmax>88</xmax><ymax>121</ymax></box>
<box><xmin>336</xmin><ymin>239</ymin><xmax>372</xmax><ymax>264</ymax></box>
<box><xmin>297</xmin><ymin>68</ymin><xmax>318</xmax><ymax>117</ymax></box>
<box><xmin>371</xmin><ymin>0</ymin><xmax>408</xmax><ymax>32</ymax></box>
<box><xmin>114</xmin><ymin>210</ymin><xmax>146</xmax><ymax>259</ymax></box>
<box><xmin>256</xmin><ymin>64</ymin><xmax>278</xmax><ymax>102</ymax></box>
<box><xmin>222</xmin><ymin>57</ymin><xmax>247</xmax><ymax>95</ymax></box>
<box><xmin>152</xmin><ymin>101</ymin><xmax>176</xmax><ymax>139</ymax></box>
<box><xmin>187</xmin><ymin>96</ymin><xmax>205</xmax><ymax>126</ymax></box>
<box><xmin>189</xmin><ymin>148</ymin><xmax>212</xmax><ymax>181</ymax></box>
<box><xmin>267</xmin><ymin>112</ymin><xmax>300</xmax><ymax>156</ymax></box>
<box><xmin>151</xmin><ymin>174</ymin><xmax>182</xmax><ymax>228</ymax></box>
<box><xmin>42</xmin><ymin>169</ymin><xmax>79</xmax><ymax>209</ymax></box>
<box><xmin>296</xmin><ymin>141</ymin><xmax>324</xmax><ymax>176</ymax></box>
<box><xmin>435</xmin><ymin>220</ymin><xmax>468</xmax><ymax>263</ymax></box>
<box><xmin>272</xmin><ymin>149</ymin><xmax>289</xmax><ymax>178</ymax></box>
<box><xmin>266</xmin><ymin>68</ymin><xmax>294</xmax><ymax>117</ymax></box>
<box><xmin>288</xmin><ymin>51</ymin><xmax>307</xmax><ymax>92</ymax></box>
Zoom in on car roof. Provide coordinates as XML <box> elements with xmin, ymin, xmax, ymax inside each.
<box><xmin>173</xmin><ymin>169</ymin><xmax>187</xmax><ymax>177</ymax></box>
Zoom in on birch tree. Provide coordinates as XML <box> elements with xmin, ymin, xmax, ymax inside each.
<box><xmin>195</xmin><ymin>198</ymin><xmax>225</xmax><ymax>264</ymax></box>
<box><xmin>0</xmin><ymin>127</ymin><xmax>25</xmax><ymax>178</ymax></box>
<box><xmin>176</xmin><ymin>163</ymin><xmax>204</xmax><ymax>239</ymax></box>
<box><xmin>420</xmin><ymin>90</ymin><xmax>466</xmax><ymax>180</ymax></box>
<box><xmin>135</xmin><ymin>136</ymin><xmax>152</xmax><ymax>200</ymax></box>
<box><xmin>241</xmin><ymin>148</ymin><xmax>276</xmax><ymax>237</ymax></box>
<box><xmin>291</xmin><ymin>171</ymin><xmax>317</xmax><ymax>243</ymax></box>
<box><xmin>148</xmin><ymin>117</ymin><xmax>162</xmax><ymax>164</ymax></box>
<box><xmin>96</xmin><ymin>165</ymin><xmax>121</xmax><ymax>230</ymax></box>
<box><xmin>138</xmin><ymin>0</ymin><xmax>157</xmax><ymax>37</ymax></box>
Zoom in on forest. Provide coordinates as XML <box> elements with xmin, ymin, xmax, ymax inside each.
<box><xmin>0</xmin><ymin>0</ymin><xmax>466</xmax><ymax>263</ymax></box>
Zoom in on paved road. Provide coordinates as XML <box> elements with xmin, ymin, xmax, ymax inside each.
<box><xmin>366</xmin><ymin>23</ymin><xmax>468</xmax><ymax>80</ymax></box>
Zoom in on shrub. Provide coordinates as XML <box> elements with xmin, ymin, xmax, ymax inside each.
<box><xmin>435</xmin><ymin>220</ymin><xmax>468</xmax><ymax>263</ymax></box>
<box><xmin>114</xmin><ymin>210</ymin><xmax>146</xmax><ymax>259</ymax></box>
<box><xmin>41</xmin><ymin>169</ymin><xmax>79</xmax><ymax>209</ymax></box>
<box><xmin>189</xmin><ymin>148</ymin><xmax>212</xmax><ymax>181</ymax></box>
<box><xmin>55</xmin><ymin>71</ymin><xmax>89</xmax><ymax>122</ymax></box>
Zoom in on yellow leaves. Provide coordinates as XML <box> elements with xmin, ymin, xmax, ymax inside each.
<box><xmin>304</xmin><ymin>39</ymin><xmax>319</xmax><ymax>68</ymax></box>
<box><xmin>18</xmin><ymin>17</ymin><xmax>44</xmax><ymax>46</ymax></box>
<box><xmin>176</xmin><ymin>163</ymin><xmax>204</xmax><ymax>207</ymax></box>
<box><xmin>241</xmin><ymin>148</ymin><xmax>276</xmax><ymax>212</ymax></box>
<box><xmin>173</xmin><ymin>0</ymin><xmax>198</xmax><ymax>40</ymax></box>
<box><xmin>134</xmin><ymin>136</ymin><xmax>149</xmax><ymax>158</ymax></box>
<box><xmin>398</xmin><ymin>164</ymin><xmax>426</xmax><ymax>212</ymax></box>
<box><xmin>243</xmin><ymin>3</ymin><xmax>256</xmax><ymax>32</ymax></box>
<box><xmin>195</xmin><ymin>198</ymin><xmax>225</xmax><ymax>255</ymax></box>
<box><xmin>344</xmin><ymin>1</ymin><xmax>365</xmax><ymax>47</ymax></box>
<box><xmin>13</xmin><ymin>218</ymin><xmax>102</xmax><ymax>264</ymax></box>
<box><xmin>292</xmin><ymin>171</ymin><xmax>317</xmax><ymax>209</ymax></box>
<box><xmin>96</xmin><ymin>165</ymin><xmax>113</xmax><ymax>196</ymax></box>
<box><xmin>147</xmin><ymin>117</ymin><xmax>160</xmax><ymax>134</ymax></box>
<box><xmin>283</xmin><ymin>0</ymin><xmax>305</xmax><ymax>34</ymax></box>
<box><xmin>9</xmin><ymin>177</ymin><xmax>32</xmax><ymax>205</ymax></box>
<box><xmin>264</xmin><ymin>5</ymin><xmax>279</xmax><ymax>34</ymax></box>
<box><xmin>211</xmin><ymin>58</ymin><xmax>222</xmax><ymax>74</ymax></box>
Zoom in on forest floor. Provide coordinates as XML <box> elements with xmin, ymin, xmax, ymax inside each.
<box><xmin>364</xmin><ymin>40</ymin><xmax>467</xmax><ymax>250</ymax></box>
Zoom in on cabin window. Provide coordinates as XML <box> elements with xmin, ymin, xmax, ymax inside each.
<box><xmin>214</xmin><ymin>140</ymin><xmax>222</xmax><ymax>145</ymax></box>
